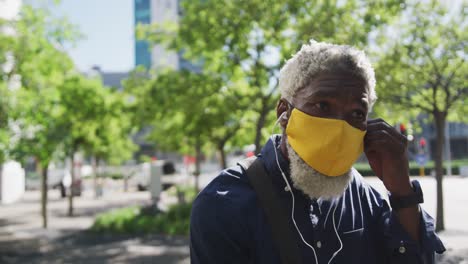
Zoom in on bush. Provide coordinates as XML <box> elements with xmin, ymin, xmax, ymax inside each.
<box><xmin>98</xmin><ymin>173</ymin><xmax>125</xmax><ymax>180</ymax></box>
<box><xmin>167</xmin><ymin>185</ymin><xmax>198</xmax><ymax>203</ymax></box>
<box><xmin>91</xmin><ymin>202</ymin><xmax>192</xmax><ymax>236</ymax></box>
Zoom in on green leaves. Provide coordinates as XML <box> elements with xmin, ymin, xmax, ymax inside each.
<box><xmin>59</xmin><ymin>74</ymin><xmax>136</xmax><ymax>165</ymax></box>
<box><xmin>373</xmin><ymin>0</ymin><xmax>467</xmax><ymax>123</ymax></box>
<box><xmin>1</xmin><ymin>3</ymin><xmax>135</xmax><ymax>166</ymax></box>
<box><xmin>2</xmin><ymin>5</ymin><xmax>76</xmax><ymax>165</ymax></box>
<box><xmin>125</xmin><ymin>69</ymin><xmax>231</xmax><ymax>154</ymax></box>
<box><xmin>134</xmin><ymin>0</ymin><xmax>407</xmax><ymax>156</ymax></box>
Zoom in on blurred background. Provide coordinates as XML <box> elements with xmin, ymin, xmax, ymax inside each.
<box><xmin>0</xmin><ymin>0</ymin><xmax>466</xmax><ymax>263</ymax></box>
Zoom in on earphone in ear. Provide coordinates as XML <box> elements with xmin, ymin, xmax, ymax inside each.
<box><xmin>275</xmin><ymin>112</ymin><xmax>288</xmax><ymax>126</ymax></box>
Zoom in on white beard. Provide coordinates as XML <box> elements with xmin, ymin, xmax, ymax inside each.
<box><xmin>286</xmin><ymin>142</ymin><xmax>352</xmax><ymax>200</ymax></box>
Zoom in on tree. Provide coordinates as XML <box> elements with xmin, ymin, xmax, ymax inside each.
<box><xmin>60</xmin><ymin>73</ymin><xmax>137</xmax><ymax>207</ymax></box>
<box><xmin>2</xmin><ymin>4</ymin><xmax>79</xmax><ymax>228</ymax></box>
<box><xmin>0</xmin><ymin>19</ymin><xmax>16</xmax><ymax>163</ymax></box>
<box><xmin>88</xmin><ymin>85</ymin><xmax>137</xmax><ymax>195</ymax></box>
<box><xmin>139</xmin><ymin>0</ymin><xmax>406</xmax><ymax>153</ymax></box>
<box><xmin>60</xmin><ymin>75</ymin><xmax>107</xmax><ymax>215</ymax></box>
<box><xmin>374</xmin><ymin>0</ymin><xmax>467</xmax><ymax>232</ymax></box>
<box><xmin>0</xmin><ymin>83</ymin><xmax>12</xmax><ymax>164</ymax></box>
<box><xmin>124</xmin><ymin>68</ymin><xmax>247</xmax><ymax>189</ymax></box>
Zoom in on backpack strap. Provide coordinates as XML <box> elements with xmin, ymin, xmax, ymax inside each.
<box><xmin>238</xmin><ymin>157</ymin><xmax>302</xmax><ymax>264</ymax></box>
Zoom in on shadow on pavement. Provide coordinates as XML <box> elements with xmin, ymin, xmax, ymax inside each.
<box><xmin>0</xmin><ymin>216</ymin><xmax>32</xmax><ymax>228</ymax></box>
<box><xmin>0</xmin><ymin>230</ymin><xmax>190</xmax><ymax>264</ymax></box>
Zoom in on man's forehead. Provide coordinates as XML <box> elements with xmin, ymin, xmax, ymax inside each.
<box><xmin>291</xmin><ymin>72</ymin><xmax>370</xmax><ymax>110</ymax></box>
<box><xmin>298</xmin><ymin>73</ymin><xmax>368</xmax><ymax>98</ymax></box>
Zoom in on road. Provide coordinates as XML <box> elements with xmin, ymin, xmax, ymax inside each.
<box><xmin>0</xmin><ymin>175</ymin><xmax>467</xmax><ymax>263</ymax></box>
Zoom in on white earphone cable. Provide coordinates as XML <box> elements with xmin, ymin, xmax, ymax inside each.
<box><xmin>271</xmin><ymin>135</ymin><xmax>319</xmax><ymax>264</ymax></box>
<box><xmin>327</xmin><ymin>203</ymin><xmax>343</xmax><ymax>264</ymax></box>
<box><xmin>270</xmin><ymin>112</ymin><xmax>344</xmax><ymax>264</ymax></box>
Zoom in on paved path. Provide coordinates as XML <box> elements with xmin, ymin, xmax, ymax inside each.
<box><xmin>0</xmin><ymin>176</ymin><xmax>467</xmax><ymax>263</ymax></box>
<box><xmin>0</xmin><ymin>187</ymin><xmax>190</xmax><ymax>264</ymax></box>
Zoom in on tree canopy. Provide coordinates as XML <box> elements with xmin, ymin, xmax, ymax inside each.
<box><xmin>374</xmin><ymin>0</ymin><xmax>467</xmax><ymax>231</ymax></box>
<box><xmin>137</xmin><ymin>0</ymin><xmax>407</xmax><ymax>155</ymax></box>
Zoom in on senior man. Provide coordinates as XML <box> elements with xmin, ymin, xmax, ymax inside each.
<box><xmin>190</xmin><ymin>41</ymin><xmax>445</xmax><ymax>264</ymax></box>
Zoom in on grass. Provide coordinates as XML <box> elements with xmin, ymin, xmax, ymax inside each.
<box><xmin>82</xmin><ymin>173</ymin><xmax>125</xmax><ymax>180</ymax></box>
<box><xmin>91</xmin><ymin>202</ymin><xmax>192</xmax><ymax>236</ymax></box>
<box><xmin>167</xmin><ymin>185</ymin><xmax>198</xmax><ymax>202</ymax></box>
<box><xmin>91</xmin><ymin>183</ymin><xmax>196</xmax><ymax>235</ymax></box>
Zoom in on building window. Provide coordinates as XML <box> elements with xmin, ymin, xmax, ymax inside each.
<box><xmin>134</xmin><ymin>0</ymin><xmax>152</xmax><ymax>68</ymax></box>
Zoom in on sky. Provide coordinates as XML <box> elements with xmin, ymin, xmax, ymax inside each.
<box><xmin>32</xmin><ymin>0</ymin><xmax>135</xmax><ymax>73</ymax></box>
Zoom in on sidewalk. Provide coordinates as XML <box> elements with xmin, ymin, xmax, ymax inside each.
<box><xmin>0</xmin><ymin>188</ymin><xmax>190</xmax><ymax>264</ymax></box>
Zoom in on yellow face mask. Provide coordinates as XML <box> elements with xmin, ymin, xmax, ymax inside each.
<box><xmin>286</xmin><ymin>108</ymin><xmax>366</xmax><ymax>177</ymax></box>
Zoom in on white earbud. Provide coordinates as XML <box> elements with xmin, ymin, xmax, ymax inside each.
<box><xmin>274</xmin><ymin>112</ymin><xmax>288</xmax><ymax>126</ymax></box>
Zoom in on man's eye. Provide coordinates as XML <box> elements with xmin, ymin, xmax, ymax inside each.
<box><xmin>315</xmin><ymin>102</ymin><xmax>329</xmax><ymax>111</ymax></box>
<box><xmin>352</xmin><ymin>110</ymin><xmax>366</xmax><ymax>120</ymax></box>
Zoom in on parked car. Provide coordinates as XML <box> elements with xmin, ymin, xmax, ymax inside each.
<box><xmin>134</xmin><ymin>160</ymin><xmax>177</xmax><ymax>191</ymax></box>
<box><xmin>59</xmin><ymin>170</ymin><xmax>82</xmax><ymax>198</ymax></box>
<box><xmin>25</xmin><ymin>168</ymin><xmax>82</xmax><ymax>197</ymax></box>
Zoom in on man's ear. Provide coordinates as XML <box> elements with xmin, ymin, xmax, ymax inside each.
<box><xmin>276</xmin><ymin>99</ymin><xmax>289</xmax><ymax>128</ymax></box>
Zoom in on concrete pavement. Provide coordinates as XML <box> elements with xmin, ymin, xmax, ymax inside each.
<box><xmin>0</xmin><ymin>185</ymin><xmax>190</xmax><ymax>264</ymax></box>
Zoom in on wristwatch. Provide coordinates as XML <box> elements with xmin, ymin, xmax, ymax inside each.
<box><xmin>389</xmin><ymin>180</ymin><xmax>424</xmax><ymax>210</ymax></box>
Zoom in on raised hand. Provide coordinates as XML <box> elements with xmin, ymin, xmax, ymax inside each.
<box><xmin>364</xmin><ymin>118</ymin><xmax>413</xmax><ymax>196</ymax></box>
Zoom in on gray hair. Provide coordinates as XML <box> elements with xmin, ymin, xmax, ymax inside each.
<box><xmin>279</xmin><ymin>40</ymin><xmax>377</xmax><ymax>110</ymax></box>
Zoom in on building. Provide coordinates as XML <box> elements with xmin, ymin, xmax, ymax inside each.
<box><xmin>134</xmin><ymin>0</ymin><xmax>180</xmax><ymax>70</ymax></box>
<box><xmin>420</xmin><ymin>121</ymin><xmax>468</xmax><ymax>160</ymax></box>
<box><xmin>134</xmin><ymin>0</ymin><xmax>152</xmax><ymax>69</ymax></box>
<box><xmin>88</xmin><ymin>65</ymin><xmax>129</xmax><ymax>90</ymax></box>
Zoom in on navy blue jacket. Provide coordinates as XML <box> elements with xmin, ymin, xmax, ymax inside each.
<box><xmin>190</xmin><ymin>136</ymin><xmax>445</xmax><ymax>264</ymax></box>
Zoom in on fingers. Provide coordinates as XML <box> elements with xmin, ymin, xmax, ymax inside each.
<box><xmin>366</xmin><ymin>119</ymin><xmax>408</xmax><ymax>146</ymax></box>
<box><xmin>365</xmin><ymin>119</ymin><xmax>408</xmax><ymax>155</ymax></box>
<box><xmin>364</xmin><ymin>134</ymin><xmax>405</xmax><ymax>155</ymax></box>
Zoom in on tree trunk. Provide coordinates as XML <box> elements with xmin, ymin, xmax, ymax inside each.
<box><xmin>68</xmin><ymin>152</ymin><xmax>75</xmax><ymax>217</ymax></box>
<box><xmin>41</xmin><ymin>164</ymin><xmax>48</xmax><ymax>229</ymax></box>
<box><xmin>194</xmin><ymin>138</ymin><xmax>202</xmax><ymax>192</ymax></box>
<box><xmin>92</xmin><ymin>156</ymin><xmax>98</xmax><ymax>198</ymax></box>
<box><xmin>254</xmin><ymin>102</ymin><xmax>269</xmax><ymax>154</ymax></box>
<box><xmin>123</xmin><ymin>166</ymin><xmax>128</xmax><ymax>192</ymax></box>
<box><xmin>217</xmin><ymin>143</ymin><xmax>227</xmax><ymax>170</ymax></box>
<box><xmin>96</xmin><ymin>158</ymin><xmax>103</xmax><ymax>198</ymax></box>
<box><xmin>434</xmin><ymin>111</ymin><xmax>446</xmax><ymax>232</ymax></box>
